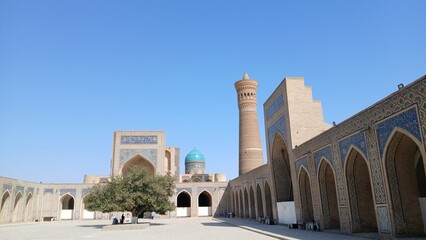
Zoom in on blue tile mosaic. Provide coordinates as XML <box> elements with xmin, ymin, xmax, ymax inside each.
<box><xmin>268</xmin><ymin>115</ymin><xmax>287</xmax><ymax>150</ymax></box>
<box><xmin>119</xmin><ymin>149</ymin><xmax>158</xmax><ymax>167</ymax></box>
<box><xmin>295</xmin><ymin>156</ymin><xmax>308</xmax><ymax>174</ymax></box>
<box><xmin>176</xmin><ymin>188</ymin><xmax>192</xmax><ymax>195</ymax></box>
<box><xmin>43</xmin><ymin>188</ymin><xmax>54</xmax><ymax>194</ymax></box>
<box><xmin>16</xmin><ymin>186</ymin><xmax>25</xmax><ymax>193</ymax></box>
<box><xmin>339</xmin><ymin>132</ymin><xmax>368</xmax><ymax>167</ymax></box>
<box><xmin>376</xmin><ymin>108</ymin><xmax>421</xmax><ymax>157</ymax></box>
<box><xmin>60</xmin><ymin>189</ymin><xmax>76</xmax><ymax>198</ymax></box>
<box><xmin>121</xmin><ymin>136</ymin><xmax>158</xmax><ymax>144</ymax></box>
<box><xmin>266</xmin><ymin>95</ymin><xmax>284</xmax><ymax>119</ymax></box>
<box><xmin>314</xmin><ymin>146</ymin><xmax>333</xmax><ymax>173</ymax></box>
<box><xmin>3</xmin><ymin>184</ymin><xmax>12</xmax><ymax>192</ymax></box>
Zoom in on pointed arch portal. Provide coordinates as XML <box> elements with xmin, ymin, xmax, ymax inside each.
<box><xmin>198</xmin><ymin>191</ymin><xmax>212</xmax><ymax>216</ymax></box>
<box><xmin>177</xmin><ymin>191</ymin><xmax>191</xmax><ymax>217</ymax></box>
<box><xmin>385</xmin><ymin>131</ymin><xmax>426</xmax><ymax>236</ymax></box>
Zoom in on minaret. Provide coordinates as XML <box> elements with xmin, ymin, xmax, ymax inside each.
<box><xmin>235</xmin><ymin>73</ymin><xmax>264</xmax><ymax>175</ymax></box>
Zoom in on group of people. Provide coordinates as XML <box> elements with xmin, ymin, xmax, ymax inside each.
<box><xmin>111</xmin><ymin>212</ymin><xmax>156</xmax><ymax>225</ymax></box>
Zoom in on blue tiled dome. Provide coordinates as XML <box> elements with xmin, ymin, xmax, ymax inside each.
<box><xmin>185</xmin><ymin>149</ymin><xmax>205</xmax><ymax>162</ymax></box>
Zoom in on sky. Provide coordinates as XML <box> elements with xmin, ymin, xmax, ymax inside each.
<box><xmin>1</xmin><ymin>1</ymin><xmax>425</xmax><ymax>183</ymax></box>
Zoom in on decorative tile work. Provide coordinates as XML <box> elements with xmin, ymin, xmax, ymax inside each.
<box><xmin>376</xmin><ymin>107</ymin><xmax>421</xmax><ymax>158</ymax></box>
<box><xmin>28</xmin><ymin>187</ymin><xmax>34</xmax><ymax>194</ymax></box>
<box><xmin>121</xmin><ymin>135</ymin><xmax>158</xmax><ymax>144</ymax></box>
<box><xmin>3</xmin><ymin>184</ymin><xmax>12</xmax><ymax>192</ymax></box>
<box><xmin>365</xmin><ymin>128</ymin><xmax>387</xmax><ymax>204</ymax></box>
<box><xmin>313</xmin><ymin>146</ymin><xmax>333</xmax><ymax>173</ymax></box>
<box><xmin>338</xmin><ymin>132</ymin><xmax>368</xmax><ymax>167</ymax></box>
<box><xmin>268</xmin><ymin>115</ymin><xmax>287</xmax><ymax>151</ymax></box>
<box><xmin>82</xmin><ymin>188</ymin><xmax>91</xmax><ymax>197</ymax></box>
<box><xmin>43</xmin><ymin>188</ymin><xmax>54</xmax><ymax>195</ymax></box>
<box><xmin>377</xmin><ymin>206</ymin><xmax>391</xmax><ymax>233</ymax></box>
<box><xmin>198</xmin><ymin>187</ymin><xmax>214</xmax><ymax>195</ymax></box>
<box><xmin>339</xmin><ymin>206</ymin><xmax>350</xmax><ymax>233</ymax></box>
<box><xmin>119</xmin><ymin>149</ymin><xmax>158</xmax><ymax>167</ymax></box>
<box><xmin>60</xmin><ymin>189</ymin><xmax>76</xmax><ymax>198</ymax></box>
<box><xmin>16</xmin><ymin>186</ymin><xmax>24</xmax><ymax>193</ymax></box>
<box><xmin>385</xmin><ymin>132</ymin><xmax>406</xmax><ymax>233</ymax></box>
<box><xmin>295</xmin><ymin>156</ymin><xmax>308</xmax><ymax>174</ymax></box>
<box><xmin>266</xmin><ymin>95</ymin><xmax>284</xmax><ymax>119</ymax></box>
<box><xmin>176</xmin><ymin>188</ymin><xmax>192</xmax><ymax>195</ymax></box>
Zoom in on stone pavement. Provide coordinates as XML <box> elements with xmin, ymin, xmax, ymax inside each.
<box><xmin>215</xmin><ymin>217</ymin><xmax>371</xmax><ymax>240</ymax></box>
<box><xmin>0</xmin><ymin>217</ymin><xmax>377</xmax><ymax>240</ymax></box>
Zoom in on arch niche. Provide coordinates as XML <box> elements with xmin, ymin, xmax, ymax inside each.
<box><xmin>318</xmin><ymin>159</ymin><xmax>340</xmax><ymax>229</ymax></box>
<box><xmin>121</xmin><ymin>154</ymin><xmax>155</xmax><ymax>176</ymax></box>
<box><xmin>176</xmin><ymin>191</ymin><xmax>191</xmax><ymax>217</ymax></box>
<box><xmin>0</xmin><ymin>191</ymin><xmax>11</xmax><ymax>221</ymax></box>
<box><xmin>346</xmin><ymin>148</ymin><xmax>377</xmax><ymax>233</ymax></box>
<box><xmin>256</xmin><ymin>184</ymin><xmax>264</xmax><ymax>218</ymax></box>
<box><xmin>60</xmin><ymin>194</ymin><xmax>74</xmax><ymax>220</ymax></box>
<box><xmin>25</xmin><ymin>193</ymin><xmax>33</xmax><ymax>221</ymax></box>
<box><xmin>81</xmin><ymin>195</ymin><xmax>95</xmax><ymax>219</ymax></box>
<box><xmin>12</xmin><ymin>192</ymin><xmax>23</xmax><ymax>222</ymax></box>
<box><xmin>271</xmin><ymin>133</ymin><xmax>293</xmax><ymax>202</ymax></box>
<box><xmin>244</xmin><ymin>188</ymin><xmax>249</xmax><ymax>218</ymax></box>
<box><xmin>264</xmin><ymin>181</ymin><xmax>273</xmax><ymax>219</ymax></box>
<box><xmin>239</xmin><ymin>189</ymin><xmax>243</xmax><ymax>217</ymax></box>
<box><xmin>249</xmin><ymin>186</ymin><xmax>256</xmax><ymax>219</ymax></box>
<box><xmin>384</xmin><ymin>131</ymin><xmax>426</xmax><ymax>236</ymax></box>
<box><xmin>198</xmin><ymin>191</ymin><xmax>212</xmax><ymax>216</ymax></box>
<box><xmin>299</xmin><ymin>167</ymin><xmax>314</xmax><ymax>223</ymax></box>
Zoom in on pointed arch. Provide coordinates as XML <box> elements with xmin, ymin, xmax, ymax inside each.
<box><xmin>60</xmin><ymin>194</ymin><xmax>74</xmax><ymax>220</ymax></box>
<box><xmin>81</xmin><ymin>194</ymin><xmax>95</xmax><ymax>219</ymax></box>
<box><xmin>264</xmin><ymin>181</ymin><xmax>273</xmax><ymax>219</ymax></box>
<box><xmin>318</xmin><ymin>158</ymin><xmax>340</xmax><ymax>229</ymax></box>
<box><xmin>121</xmin><ymin>154</ymin><xmax>155</xmax><ymax>176</ymax></box>
<box><xmin>176</xmin><ymin>190</ymin><xmax>191</xmax><ymax>217</ymax></box>
<box><xmin>25</xmin><ymin>192</ymin><xmax>33</xmax><ymax>221</ymax></box>
<box><xmin>198</xmin><ymin>190</ymin><xmax>212</xmax><ymax>216</ymax></box>
<box><xmin>239</xmin><ymin>189</ymin><xmax>243</xmax><ymax>217</ymax></box>
<box><xmin>299</xmin><ymin>166</ymin><xmax>314</xmax><ymax>223</ymax></box>
<box><xmin>270</xmin><ymin>132</ymin><xmax>293</xmax><ymax>202</ymax></box>
<box><xmin>249</xmin><ymin>186</ymin><xmax>256</xmax><ymax>219</ymax></box>
<box><xmin>346</xmin><ymin>147</ymin><xmax>377</xmax><ymax>232</ymax></box>
<box><xmin>0</xmin><ymin>190</ymin><xmax>11</xmax><ymax>222</ymax></box>
<box><xmin>12</xmin><ymin>192</ymin><xmax>23</xmax><ymax>222</ymax></box>
<box><xmin>384</xmin><ymin>130</ymin><xmax>426</xmax><ymax>236</ymax></box>
<box><xmin>256</xmin><ymin>184</ymin><xmax>264</xmax><ymax>218</ymax></box>
<box><xmin>244</xmin><ymin>188</ymin><xmax>249</xmax><ymax>218</ymax></box>
<box><xmin>165</xmin><ymin>150</ymin><xmax>172</xmax><ymax>173</ymax></box>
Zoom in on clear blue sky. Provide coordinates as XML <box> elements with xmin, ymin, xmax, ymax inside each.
<box><xmin>1</xmin><ymin>1</ymin><xmax>425</xmax><ymax>183</ymax></box>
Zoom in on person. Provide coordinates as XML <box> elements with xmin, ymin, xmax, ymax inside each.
<box><xmin>151</xmin><ymin>211</ymin><xmax>155</xmax><ymax>219</ymax></box>
<box><xmin>120</xmin><ymin>214</ymin><xmax>125</xmax><ymax>224</ymax></box>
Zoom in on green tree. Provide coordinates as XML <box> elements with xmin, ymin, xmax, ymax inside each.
<box><xmin>85</xmin><ymin>167</ymin><xmax>175</xmax><ymax>221</ymax></box>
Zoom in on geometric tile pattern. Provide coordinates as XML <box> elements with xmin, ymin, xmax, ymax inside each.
<box><xmin>121</xmin><ymin>135</ymin><xmax>158</xmax><ymax>144</ymax></box>
<box><xmin>16</xmin><ymin>186</ymin><xmax>25</xmax><ymax>193</ymax></box>
<box><xmin>268</xmin><ymin>116</ymin><xmax>287</xmax><ymax>151</ymax></box>
<box><xmin>176</xmin><ymin>188</ymin><xmax>192</xmax><ymax>195</ymax></box>
<box><xmin>43</xmin><ymin>188</ymin><xmax>54</xmax><ymax>195</ymax></box>
<box><xmin>338</xmin><ymin>132</ymin><xmax>368</xmax><ymax>166</ymax></box>
<box><xmin>295</xmin><ymin>156</ymin><xmax>308</xmax><ymax>175</ymax></box>
<box><xmin>81</xmin><ymin>188</ymin><xmax>91</xmax><ymax>197</ymax></box>
<box><xmin>60</xmin><ymin>189</ymin><xmax>76</xmax><ymax>198</ymax></box>
<box><xmin>266</xmin><ymin>95</ymin><xmax>283</xmax><ymax>119</ymax></box>
<box><xmin>119</xmin><ymin>149</ymin><xmax>158</xmax><ymax>167</ymax></box>
<box><xmin>376</xmin><ymin>107</ymin><xmax>422</xmax><ymax>158</ymax></box>
<box><xmin>313</xmin><ymin>146</ymin><xmax>333</xmax><ymax>173</ymax></box>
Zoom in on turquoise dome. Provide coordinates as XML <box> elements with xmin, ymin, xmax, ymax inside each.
<box><xmin>185</xmin><ymin>149</ymin><xmax>205</xmax><ymax>162</ymax></box>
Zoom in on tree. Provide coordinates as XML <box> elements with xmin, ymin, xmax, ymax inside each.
<box><xmin>85</xmin><ymin>167</ymin><xmax>175</xmax><ymax>221</ymax></box>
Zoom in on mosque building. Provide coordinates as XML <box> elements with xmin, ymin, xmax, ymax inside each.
<box><xmin>1</xmin><ymin>73</ymin><xmax>425</xmax><ymax>239</ymax></box>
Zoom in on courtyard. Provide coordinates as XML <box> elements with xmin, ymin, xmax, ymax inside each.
<box><xmin>0</xmin><ymin>217</ymin><xmax>371</xmax><ymax>240</ymax></box>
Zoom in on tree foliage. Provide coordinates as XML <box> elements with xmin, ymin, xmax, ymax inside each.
<box><xmin>85</xmin><ymin>167</ymin><xmax>175</xmax><ymax>217</ymax></box>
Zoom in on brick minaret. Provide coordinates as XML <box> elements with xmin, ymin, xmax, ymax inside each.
<box><xmin>235</xmin><ymin>73</ymin><xmax>264</xmax><ymax>175</ymax></box>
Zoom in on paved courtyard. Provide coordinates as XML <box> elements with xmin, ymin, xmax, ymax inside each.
<box><xmin>0</xmin><ymin>217</ymin><xmax>372</xmax><ymax>240</ymax></box>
